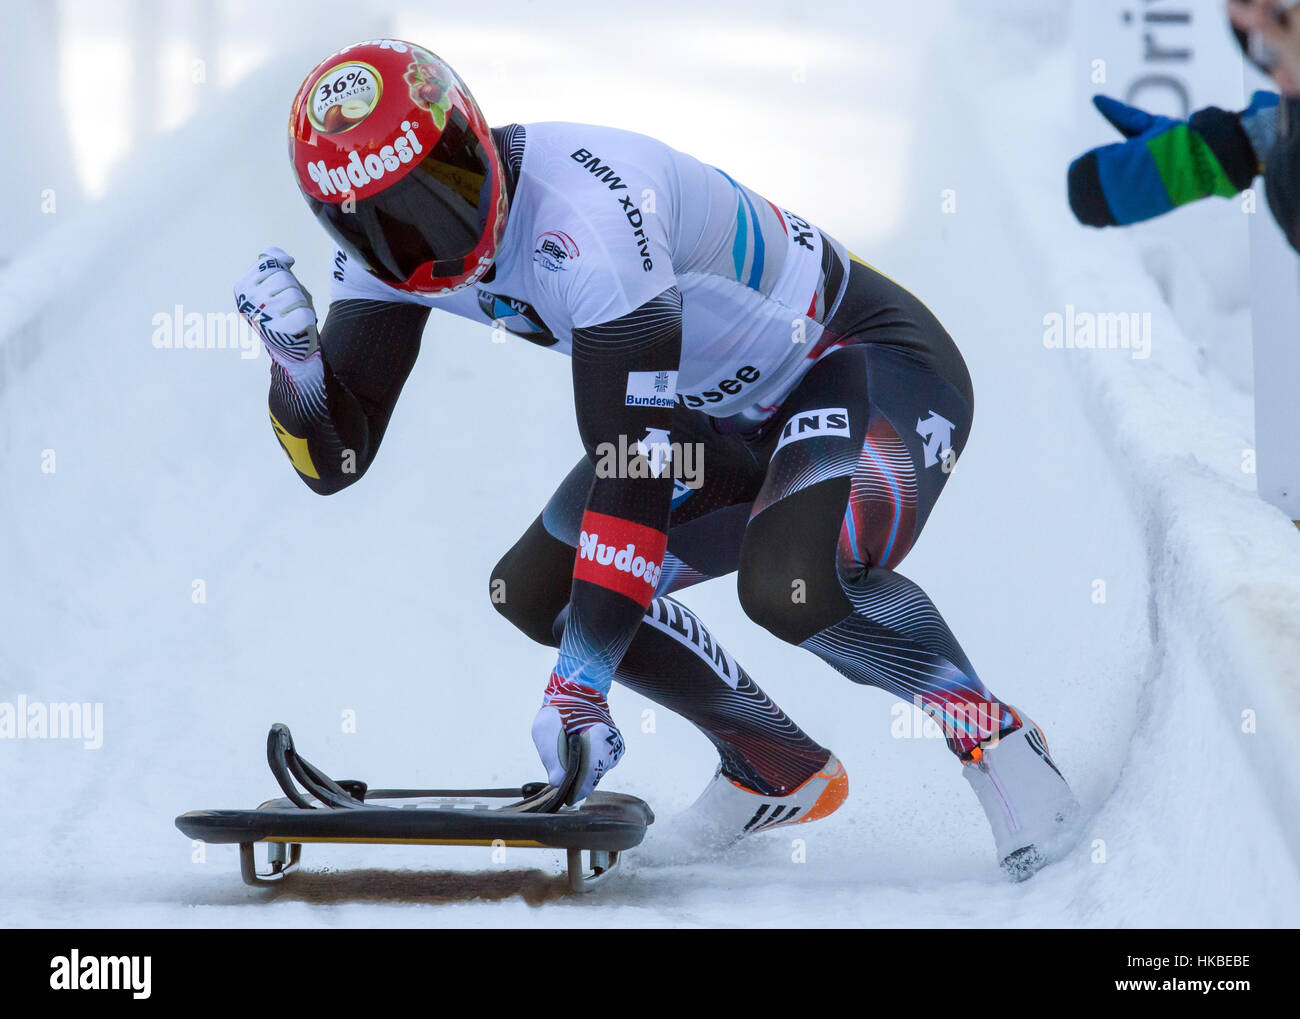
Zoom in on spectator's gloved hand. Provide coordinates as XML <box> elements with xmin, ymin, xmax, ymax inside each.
<box><xmin>1068</xmin><ymin>93</ymin><xmax>1274</xmax><ymax>227</ymax></box>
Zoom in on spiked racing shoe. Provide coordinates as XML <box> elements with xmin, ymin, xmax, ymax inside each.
<box><xmin>679</xmin><ymin>754</ymin><xmax>849</xmax><ymax>846</ymax></box>
<box><xmin>961</xmin><ymin>709</ymin><xmax>1079</xmax><ymax>881</ymax></box>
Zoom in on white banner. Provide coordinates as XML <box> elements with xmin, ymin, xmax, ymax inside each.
<box><xmin>1247</xmin><ymin>123</ymin><xmax>1300</xmax><ymax>519</ymax></box>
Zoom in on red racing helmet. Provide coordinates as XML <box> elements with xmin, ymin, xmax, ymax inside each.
<box><xmin>289</xmin><ymin>39</ymin><xmax>507</xmax><ymax>295</ymax></box>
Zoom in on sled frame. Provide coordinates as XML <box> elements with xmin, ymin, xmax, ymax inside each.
<box><xmin>188</xmin><ymin>724</ymin><xmax>646</xmax><ymax>894</ymax></box>
<box><xmin>235</xmin><ymin>838</ymin><xmax>619</xmax><ymax>892</ymax></box>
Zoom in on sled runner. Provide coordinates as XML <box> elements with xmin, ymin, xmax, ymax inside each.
<box><xmin>175</xmin><ymin>724</ymin><xmax>654</xmax><ymax>893</ymax></box>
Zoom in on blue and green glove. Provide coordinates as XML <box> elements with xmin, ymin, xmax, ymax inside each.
<box><xmin>1068</xmin><ymin>91</ymin><xmax>1279</xmax><ymax>227</ymax></box>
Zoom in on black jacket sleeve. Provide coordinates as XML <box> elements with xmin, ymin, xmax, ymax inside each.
<box><xmin>267</xmin><ymin>298</ymin><xmax>429</xmax><ymax>495</ymax></box>
<box><xmin>552</xmin><ymin>287</ymin><xmax>683</xmax><ymax>693</ymax></box>
<box><xmin>1266</xmin><ymin>98</ymin><xmax>1300</xmax><ymax>256</ymax></box>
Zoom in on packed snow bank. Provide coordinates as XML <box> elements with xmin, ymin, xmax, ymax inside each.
<box><xmin>966</xmin><ymin>44</ymin><xmax>1300</xmax><ymax>863</ymax></box>
<box><xmin>0</xmin><ymin>57</ymin><xmax>315</xmax><ymax>393</ymax></box>
<box><xmin>3</xmin><ymin>1</ymin><xmax>1296</xmax><ymax>927</ymax></box>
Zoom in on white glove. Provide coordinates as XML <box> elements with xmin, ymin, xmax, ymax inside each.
<box><xmin>531</xmin><ymin>673</ymin><xmax>625</xmax><ymax>803</ymax></box>
<box><xmin>234</xmin><ymin>247</ymin><xmax>319</xmax><ymax>366</ymax></box>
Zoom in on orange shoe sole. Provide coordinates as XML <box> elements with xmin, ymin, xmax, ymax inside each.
<box><xmin>729</xmin><ymin>757</ymin><xmax>850</xmax><ymax>827</ymax></box>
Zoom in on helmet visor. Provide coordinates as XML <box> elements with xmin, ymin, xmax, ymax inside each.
<box><xmin>311</xmin><ymin>107</ymin><xmax>494</xmax><ymax>287</ymax></box>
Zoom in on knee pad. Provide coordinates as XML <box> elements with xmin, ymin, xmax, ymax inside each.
<box><xmin>738</xmin><ymin>478</ymin><xmax>853</xmax><ymax>645</ymax></box>
<box><xmin>489</xmin><ymin>514</ymin><xmax>575</xmax><ymax>648</ymax></box>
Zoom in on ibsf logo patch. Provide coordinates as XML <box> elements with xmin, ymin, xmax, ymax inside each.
<box><xmin>533</xmin><ymin>231</ymin><xmax>579</xmax><ymax>272</ymax></box>
<box><xmin>625</xmin><ymin>370</ymin><xmax>678</xmax><ymax>408</ymax></box>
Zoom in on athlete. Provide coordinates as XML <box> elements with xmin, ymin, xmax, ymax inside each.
<box><xmin>236</xmin><ymin>39</ymin><xmax>1079</xmax><ymax>879</ymax></box>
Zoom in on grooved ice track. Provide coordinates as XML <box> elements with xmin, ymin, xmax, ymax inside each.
<box><xmin>2</xmin><ymin>1</ymin><xmax>1296</xmax><ymax>927</ymax></box>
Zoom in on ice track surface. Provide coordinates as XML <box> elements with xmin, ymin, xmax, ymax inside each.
<box><xmin>2</xmin><ymin>1</ymin><xmax>1296</xmax><ymax>927</ymax></box>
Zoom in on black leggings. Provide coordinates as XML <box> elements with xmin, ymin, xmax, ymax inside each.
<box><xmin>492</xmin><ymin>260</ymin><xmax>1002</xmax><ymax>792</ymax></box>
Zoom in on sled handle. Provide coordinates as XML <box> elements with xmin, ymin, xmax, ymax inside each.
<box><xmin>267</xmin><ymin>723</ymin><xmax>366</xmax><ymax>809</ymax></box>
<box><xmin>264</xmin><ymin>724</ymin><xmax>584</xmax><ymax>814</ymax></box>
<box><xmin>514</xmin><ymin>732</ymin><xmax>585</xmax><ymax>814</ymax></box>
